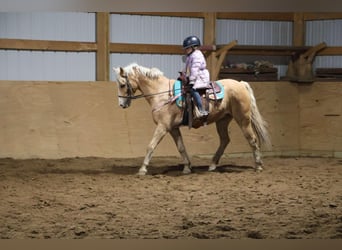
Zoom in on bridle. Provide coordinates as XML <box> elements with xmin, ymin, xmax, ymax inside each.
<box><xmin>118</xmin><ymin>73</ymin><xmax>172</xmax><ymax>100</ymax></box>
<box><xmin>117</xmin><ymin>74</ymin><xmax>143</xmax><ymax>100</ymax></box>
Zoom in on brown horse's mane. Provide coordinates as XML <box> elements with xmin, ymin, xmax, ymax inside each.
<box><xmin>124</xmin><ymin>63</ymin><xmax>164</xmax><ymax>80</ymax></box>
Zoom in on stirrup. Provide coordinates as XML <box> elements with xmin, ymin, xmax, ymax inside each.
<box><xmin>198</xmin><ymin>110</ymin><xmax>208</xmax><ymax>118</ymax></box>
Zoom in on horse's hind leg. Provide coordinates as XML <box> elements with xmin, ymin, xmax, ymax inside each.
<box><xmin>209</xmin><ymin>115</ymin><xmax>232</xmax><ymax>171</ymax></box>
<box><xmin>239</xmin><ymin>120</ymin><xmax>263</xmax><ymax>172</ymax></box>
<box><xmin>170</xmin><ymin>128</ymin><xmax>192</xmax><ymax>174</ymax></box>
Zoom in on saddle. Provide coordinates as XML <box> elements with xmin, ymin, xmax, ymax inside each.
<box><xmin>198</xmin><ymin>81</ymin><xmax>223</xmax><ymax>100</ymax></box>
<box><xmin>208</xmin><ymin>82</ymin><xmax>222</xmax><ymax>94</ymax></box>
<box><xmin>173</xmin><ymin>79</ymin><xmax>224</xmax><ymax>108</ymax></box>
<box><xmin>174</xmin><ymin>73</ymin><xmax>224</xmax><ymax>128</ymax></box>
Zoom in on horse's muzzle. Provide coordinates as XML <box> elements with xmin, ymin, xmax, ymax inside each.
<box><xmin>120</xmin><ymin>103</ymin><xmax>129</xmax><ymax>109</ymax></box>
<box><xmin>118</xmin><ymin>97</ymin><xmax>131</xmax><ymax>108</ymax></box>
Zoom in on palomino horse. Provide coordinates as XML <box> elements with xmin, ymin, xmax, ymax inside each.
<box><xmin>113</xmin><ymin>63</ymin><xmax>271</xmax><ymax>175</ymax></box>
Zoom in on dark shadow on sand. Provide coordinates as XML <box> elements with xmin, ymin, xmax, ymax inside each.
<box><xmin>156</xmin><ymin>164</ymin><xmax>254</xmax><ymax>176</ymax></box>
<box><xmin>1</xmin><ymin>157</ymin><xmax>254</xmax><ymax>177</ymax></box>
<box><xmin>35</xmin><ymin>163</ymin><xmax>254</xmax><ymax>177</ymax></box>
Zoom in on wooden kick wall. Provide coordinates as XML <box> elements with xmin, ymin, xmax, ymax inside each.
<box><xmin>0</xmin><ymin>81</ymin><xmax>340</xmax><ymax>159</ymax></box>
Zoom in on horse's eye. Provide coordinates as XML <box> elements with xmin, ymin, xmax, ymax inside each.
<box><xmin>119</xmin><ymin>84</ymin><xmax>126</xmax><ymax>89</ymax></box>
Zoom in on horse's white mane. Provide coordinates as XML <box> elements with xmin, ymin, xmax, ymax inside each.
<box><xmin>123</xmin><ymin>63</ymin><xmax>164</xmax><ymax>79</ymax></box>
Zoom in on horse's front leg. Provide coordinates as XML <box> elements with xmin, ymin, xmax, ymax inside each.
<box><xmin>138</xmin><ymin>124</ymin><xmax>168</xmax><ymax>175</ymax></box>
<box><xmin>169</xmin><ymin>128</ymin><xmax>192</xmax><ymax>174</ymax></box>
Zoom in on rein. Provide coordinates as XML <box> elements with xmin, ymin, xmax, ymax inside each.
<box><xmin>118</xmin><ymin>90</ymin><xmax>172</xmax><ymax>100</ymax></box>
<box><xmin>119</xmin><ymin>74</ymin><xmax>183</xmax><ymax>112</ymax></box>
<box><xmin>118</xmin><ymin>74</ymin><xmax>173</xmax><ymax>100</ymax></box>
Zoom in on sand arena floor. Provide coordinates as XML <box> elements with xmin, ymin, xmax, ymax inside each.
<box><xmin>0</xmin><ymin>156</ymin><xmax>341</xmax><ymax>239</ymax></box>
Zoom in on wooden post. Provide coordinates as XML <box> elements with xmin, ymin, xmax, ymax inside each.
<box><xmin>293</xmin><ymin>12</ymin><xmax>305</xmax><ymax>46</ymax></box>
<box><xmin>212</xmin><ymin>40</ymin><xmax>238</xmax><ymax>80</ymax></box>
<box><xmin>203</xmin><ymin>12</ymin><xmax>216</xmax><ymax>81</ymax></box>
<box><xmin>96</xmin><ymin>12</ymin><xmax>110</xmax><ymax>81</ymax></box>
<box><xmin>286</xmin><ymin>42</ymin><xmax>327</xmax><ymax>82</ymax></box>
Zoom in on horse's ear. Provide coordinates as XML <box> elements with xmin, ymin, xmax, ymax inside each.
<box><xmin>119</xmin><ymin>67</ymin><xmax>125</xmax><ymax>77</ymax></box>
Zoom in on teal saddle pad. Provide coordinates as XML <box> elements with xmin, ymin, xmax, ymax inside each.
<box><xmin>173</xmin><ymin>80</ymin><xmax>224</xmax><ymax>108</ymax></box>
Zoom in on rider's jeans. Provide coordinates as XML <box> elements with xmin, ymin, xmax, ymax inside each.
<box><xmin>190</xmin><ymin>88</ymin><xmax>204</xmax><ymax>111</ymax></box>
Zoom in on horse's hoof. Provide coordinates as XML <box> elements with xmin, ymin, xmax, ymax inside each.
<box><xmin>182</xmin><ymin>168</ymin><xmax>192</xmax><ymax>175</ymax></box>
<box><xmin>137</xmin><ymin>170</ymin><xmax>147</xmax><ymax>176</ymax></box>
<box><xmin>208</xmin><ymin>165</ymin><xmax>216</xmax><ymax>172</ymax></box>
<box><xmin>255</xmin><ymin>166</ymin><xmax>263</xmax><ymax>172</ymax></box>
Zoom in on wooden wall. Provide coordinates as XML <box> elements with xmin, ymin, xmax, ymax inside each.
<box><xmin>298</xmin><ymin>83</ymin><xmax>342</xmax><ymax>157</ymax></box>
<box><xmin>0</xmin><ymin>81</ymin><xmax>340</xmax><ymax>159</ymax></box>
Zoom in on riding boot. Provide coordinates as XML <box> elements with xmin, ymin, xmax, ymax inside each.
<box><xmin>191</xmin><ymin>89</ymin><xmax>208</xmax><ymax>118</ymax></box>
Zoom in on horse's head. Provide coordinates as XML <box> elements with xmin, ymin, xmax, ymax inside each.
<box><xmin>113</xmin><ymin>63</ymin><xmax>164</xmax><ymax>108</ymax></box>
<box><xmin>113</xmin><ymin>66</ymin><xmax>137</xmax><ymax>108</ymax></box>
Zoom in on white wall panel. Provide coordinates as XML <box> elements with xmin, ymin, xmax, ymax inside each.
<box><xmin>306</xmin><ymin>19</ymin><xmax>342</xmax><ymax>46</ymax></box>
<box><xmin>110</xmin><ymin>14</ymin><xmax>203</xmax><ymax>44</ymax></box>
<box><xmin>0</xmin><ymin>12</ymin><xmax>96</xmax><ymax>81</ymax></box>
<box><xmin>111</xmin><ymin>53</ymin><xmax>185</xmax><ymax>80</ymax></box>
<box><xmin>314</xmin><ymin>56</ymin><xmax>342</xmax><ymax>69</ymax></box>
<box><xmin>306</xmin><ymin>19</ymin><xmax>342</xmax><ymax>69</ymax></box>
<box><xmin>216</xmin><ymin>19</ymin><xmax>293</xmax><ymax>45</ymax></box>
<box><xmin>0</xmin><ymin>50</ymin><xmax>95</xmax><ymax>81</ymax></box>
<box><xmin>0</xmin><ymin>12</ymin><xmax>95</xmax><ymax>42</ymax></box>
<box><xmin>110</xmin><ymin>14</ymin><xmax>203</xmax><ymax>81</ymax></box>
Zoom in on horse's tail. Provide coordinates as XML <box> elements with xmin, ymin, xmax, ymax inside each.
<box><xmin>241</xmin><ymin>81</ymin><xmax>272</xmax><ymax>149</ymax></box>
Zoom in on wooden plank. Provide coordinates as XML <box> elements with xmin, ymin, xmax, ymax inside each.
<box><xmin>111</xmin><ymin>43</ymin><xmax>219</xmax><ymax>55</ymax></box>
<box><xmin>110</xmin><ymin>12</ymin><xmax>205</xmax><ymax>18</ymax></box>
<box><xmin>2</xmin><ymin>39</ymin><xmax>340</xmax><ymax>58</ymax></box>
<box><xmin>303</xmin><ymin>12</ymin><xmax>342</xmax><ymax>20</ymax></box>
<box><xmin>111</xmin><ymin>12</ymin><xmax>342</xmax><ymax>21</ymax></box>
<box><xmin>316</xmin><ymin>68</ymin><xmax>342</xmax><ymax>79</ymax></box>
<box><xmin>318</xmin><ymin>47</ymin><xmax>342</xmax><ymax>55</ymax></box>
<box><xmin>0</xmin><ymin>38</ymin><xmax>97</xmax><ymax>52</ymax></box>
<box><xmin>110</xmin><ymin>43</ymin><xmax>342</xmax><ymax>56</ymax></box>
<box><xmin>316</xmin><ymin>68</ymin><xmax>342</xmax><ymax>74</ymax></box>
<box><xmin>96</xmin><ymin>12</ymin><xmax>110</xmax><ymax>81</ymax></box>
<box><xmin>218</xmin><ymin>45</ymin><xmax>342</xmax><ymax>56</ymax></box>
<box><xmin>227</xmin><ymin>45</ymin><xmax>308</xmax><ymax>56</ymax></box>
<box><xmin>110</xmin><ymin>43</ymin><xmax>183</xmax><ymax>54</ymax></box>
